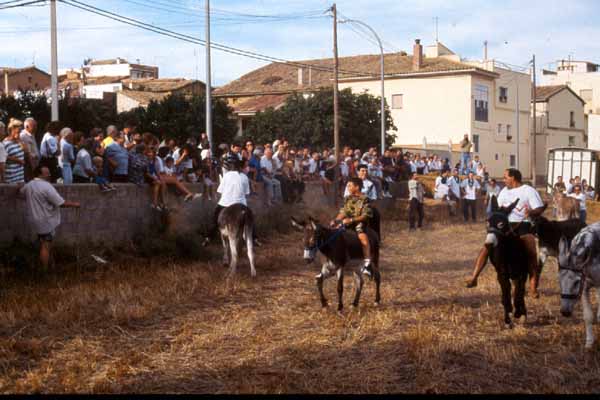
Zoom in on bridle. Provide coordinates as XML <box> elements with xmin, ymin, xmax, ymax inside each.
<box><xmin>559</xmin><ymin>262</ymin><xmax>586</xmax><ymax>300</ymax></box>
<box><xmin>486</xmin><ymin>212</ymin><xmax>518</xmax><ymax>238</ymax></box>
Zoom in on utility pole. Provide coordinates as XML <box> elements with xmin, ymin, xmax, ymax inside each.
<box><xmin>532</xmin><ymin>54</ymin><xmax>537</xmax><ymax>186</ymax></box>
<box><xmin>332</xmin><ymin>3</ymin><xmax>340</xmax><ymax>206</ymax></box>
<box><xmin>205</xmin><ymin>0</ymin><xmax>213</xmax><ymax>155</ymax></box>
<box><xmin>50</xmin><ymin>0</ymin><xmax>59</xmax><ymax>121</ymax></box>
<box><xmin>516</xmin><ymin>75</ymin><xmax>520</xmax><ymax>170</ymax></box>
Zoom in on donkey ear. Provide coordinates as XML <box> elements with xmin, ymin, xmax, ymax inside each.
<box><xmin>290</xmin><ymin>217</ymin><xmax>305</xmax><ymax>231</ymax></box>
<box><xmin>505</xmin><ymin>198</ymin><xmax>520</xmax><ymax>214</ymax></box>
<box><xmin>558</xmin><ymin>235</ymin><xmax>570</xmax><ymax>267</ymax></box>
<box><xmin>491</xmin><ymin>195</ymin><xmax>499</xmax><ymax>212</ymax></box>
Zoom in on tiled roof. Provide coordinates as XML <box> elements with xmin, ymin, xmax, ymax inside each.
<box><xmin>118</xmin><ymin>89</ymin><xmax>169</xmax><ymax>105</ymax></box>
<box><xmin>121</xmin><ymin>78</ymin><xmax>203</xmax><ymax>92</ymax></box>
<box><xmin>89</xmin><ymin>58</ymin><xmax>128</xmax><ymax>65</ymax></box>
<box><xmin>215</xmin><ymin>52</ymin><xmax>493</xmax><ymax>96</ymax></box>
<box><xmin>534</xmin><ymin>85</ymin><xmax>585</xmax><ymax>104</ymax></box>
<box><xmin>84</xmin><ymin>76</ymin><xmax>128</xmax><ymax>86</ymax></box>
<box><xmin>0</xmin><ymin>66</ymin><xmax>50</xmax><ymax>76</ymax></box>
<box><xmin>232</xmin><ymin>94</ymin><xmax>289</xmax><ymax>114</ymax></box>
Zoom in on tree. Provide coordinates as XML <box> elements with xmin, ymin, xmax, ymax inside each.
<box><xmin>118</xmin><ymin>94</ymin><xmax>237</xmax><ymax>144</ymax></box>
<box><xmin>245</xmin><ymin>88</ymin><xmax>396</xmax><ymax>150</ymax></box>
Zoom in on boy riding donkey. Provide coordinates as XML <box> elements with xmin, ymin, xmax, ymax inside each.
<box><xmin>329</xmin><ymin>177</ymin><xmax>375</xmax><ymax>279</ymax></box>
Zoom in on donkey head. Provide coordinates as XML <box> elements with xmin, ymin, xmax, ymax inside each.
<box><xmin>487</xmin><ymin>196</ymin><xmax>519</xmax><ymax>237</ymax></box>
<box><xmin>291</xmin><ymin>216</ymin><xmax>321</xmax><ymax>264</ymax></box>
<box><xmin>558</xmin><ymin>230</ymin><xmax>596</xmax><ymax>317</ymax></box>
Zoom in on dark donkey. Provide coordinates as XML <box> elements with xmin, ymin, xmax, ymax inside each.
<box><xmin>291</xmin><ymin>217</ymin><xmax>381</xmax><ymax>311</ymax></box>
<box><xmin>487</xmin><ymin>196</ymin><xmax>534</xmax><ymax>327</ymax></box>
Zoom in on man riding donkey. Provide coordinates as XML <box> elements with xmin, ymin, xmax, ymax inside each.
<box><xmin>202</xmin><ymin>154</ymin><xmax>261</xmax><ymax>247</ymax></box>
<box><xmin>330</xmin><ymin>177</ymin><xmax>375</xmax><ymax>279</ymax></box>
<box><xmin>465</xmin><ymin>168</ymin><xmax>546</xmax><ymax>297</ymax></box>
<box><xmin>344</xmin><ymin>163</ymin><xmax>381</xmax><ymax>239</ymax></box>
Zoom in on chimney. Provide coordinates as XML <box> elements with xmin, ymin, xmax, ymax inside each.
<box><xmin>298</xmin><ymin>67</ymin><xmax>303</xmax><ymax>86</ymax></box>
<box><xmin>413</xmin><ymin>39</ymin><xmax>423</xmax><ymax>71</ymax></box>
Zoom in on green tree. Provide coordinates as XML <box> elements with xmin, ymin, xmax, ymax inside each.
<box><xmin>245</xmin><ymin>88</ymin><xmax>396</xmax><ymax>149</ymax></box>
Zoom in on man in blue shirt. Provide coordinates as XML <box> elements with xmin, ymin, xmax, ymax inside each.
<box><xmin>105</xmin><ymin>133</ymin><xmax>129</xmax><ymax>182</ymax></box>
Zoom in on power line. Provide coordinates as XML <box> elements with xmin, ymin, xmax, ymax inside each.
<box><xmin>59</xmin><ymin>0</ymin><xmax>380</xmax><ymax>78</ymax></box>
<box><xmin>0</xmin><ymin>0</ymin><xmax>44</xmax><ymax>10</ymax></box>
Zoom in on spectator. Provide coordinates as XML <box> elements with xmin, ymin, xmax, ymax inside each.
<box><xmin>441</xmin><ymin>158</ymin><xmax>451</xmax><ymax>174</ymax></box>
<box><xmin>59</xmin><ymin>128</ymin><xmax>76</xmax><ymax>185</ymax></box>
<box><xmin>18</xmin><ymin>165</ymin><xmax>80</xmax><ymax>270</ymax></box>
<box><xmin>4</xmin><ymin>118</ymin><xmax>27</xmax><ymax>184</ymax></box>
<box><xmin>582</xmin><ymin>179</ymin><xmax>595</xmax><ymax>201</ymax></box>
<box><xmin>461</xmin><ymin>171</ymin><xmax>480</xmax><ymax>222</ymax></box>
<box><xmin>0</xmin><ymin>121</ymin><xmax>5</xmax><ymax>182</ymax></box>
<box><xmin>20</xmin><ymin>117</ymin><xmax>39</xmax><ymax>181</ymax></box>
<box><xmin>199</xmin><ymin>132</ymin><xmax>210</xmax><ymax>151</ymax></box>
<box><xmin>434</xmin><ymin>171</ymin><xmax>450</xmax><ymax>200</ymax></box>
<box><xmin>122</xmin><ymin>120</ymin><xmax>138</xmax><ymax>151</ymax></box>
<box><xmin>91</xmin><ymin>156</ymin><xmax>115</xmax><ymax>192</ymax></box>
<box><xmin>346</xmin><ymin>164</ymin><xmax>377</xmax><ymax>201</ymax></box>
<box><xmin>553</xmin><ymin>176</ymin><xmax>566</xmax><ymax>193</ymax></box>
<box><xmin>260</xmin><ymin>148</ymin><xmax>282</xmax><ymax>206</ymax></box>
<box><xmin>408</xmin><ymin>172</ymin><xmax>424</xmax><ymax>230</ymax></box>
<box><xmin>471</xmin><ymin>154</ymin><xmax>482</xmax><ymax>173</ymax></box>
<box><xmin>73</xmin><ymin>137</ymin><xmax>95</xmax><ymax>183</ymax></box>
<box><xmin>105</xmin><ymin>133</ymin><xmax>129</xmax><ymax>183</ymax></box>
<box><xmin>40</xmin><ymin>121</ymin><xmax>62</xmax><ymax>182</ymax></box>
<box><xmin>102</xmin><ymin>125</ymin><xmax>119</xmax><ymax>149</ymax></box>
<box><xmin>569</xmin><ymin>184</ymin><xmax>587</xmax><ymax>223</ymax></box>
<box><xmin>173</xmin><ymin>142</ymin><xmax>195</xmax><ymax>182</ymax></box>
<box><xmin>566</xmin><ymin>177</ymin><xmax>575</xmax><ymax>194</ymax></box>
<box><xmin>156</xmin><ymin>150</ymin><xmax>200</xmax><ymax>202</ymax></box>
<box><xmin>460</xmin><ymin>134</ymin><xmax>472</xmax><ymax>175</ymax></box>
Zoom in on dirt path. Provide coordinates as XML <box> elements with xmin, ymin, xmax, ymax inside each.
<box><xmin>1</xmin><ymin>223</ymin><xmax>600</xmax><ymax>393</ymax></box>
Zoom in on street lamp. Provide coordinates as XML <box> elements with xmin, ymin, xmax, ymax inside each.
<box><xmin>339</xmin><ymin>18</ymin><xmax>386</xmax><ymax>155</ymax></box>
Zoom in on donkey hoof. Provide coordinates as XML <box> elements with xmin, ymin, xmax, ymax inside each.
<box><xmin>352</xmin><ymin>303</ymin><xmax>359</xmax><ymax>309</ymax></box>
<box><xmin>505</xmin><ymin>322</ymin><xmax>514</xmax><ymax>329</ymax></box>
<box><xmin>374</xmin><ymin>301</ymin><xmax>380</xmax><ymax>307</ymax></box>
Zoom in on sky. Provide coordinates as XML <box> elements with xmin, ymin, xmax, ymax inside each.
<box><xmin>1</xmin><ymin>0</ymin><xmax>599</xmax><ymax>86</ymax></box>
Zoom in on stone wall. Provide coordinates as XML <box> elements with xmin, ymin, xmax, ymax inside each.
<box><xmin>0</xmin><ymin>180</ymin><xmax>485</xmax><ymax>246</ymax></box>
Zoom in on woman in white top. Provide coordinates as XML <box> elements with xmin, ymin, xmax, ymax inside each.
<box><xmin>434</xmin><ymin>172</ymin><xmax>450</xmax><ymax>200</ymax></box>
<box><xmin>569</xmin><ymin>184</ymin><xmax>587</xmax><ymax>223</ymax></box>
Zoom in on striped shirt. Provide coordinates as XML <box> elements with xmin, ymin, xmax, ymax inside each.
<box><xmin>4</xmin><ymin>140</ymin><xmax>25</xmax><ymax>183</ymax></box>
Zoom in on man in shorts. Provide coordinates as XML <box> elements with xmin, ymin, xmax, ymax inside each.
<box><xmin>19</xmin><ymin>166</ymin><xmax>80</xmax><ymax>270</ymax></box>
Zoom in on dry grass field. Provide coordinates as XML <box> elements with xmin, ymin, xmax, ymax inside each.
<box><xmin>1</xmin><ymin>220</ymin><xmax>600</xmax><ymax>394</ymax></box>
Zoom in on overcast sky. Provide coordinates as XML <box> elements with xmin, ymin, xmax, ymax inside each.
<box><xmin>1</xmin><ymin>0</ymin><xmax>599</xmax><ymax>85</ymax></box>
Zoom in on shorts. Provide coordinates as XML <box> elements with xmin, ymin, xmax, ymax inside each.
<box><xmin>347</xmin><ymin>222</ymin><xmax>367</xmax><ymax>234</ymax></box>
<box><xmin>38</xmin><ymin>231</ymin><xmax>55</xmax><ymax>242</ymax></box>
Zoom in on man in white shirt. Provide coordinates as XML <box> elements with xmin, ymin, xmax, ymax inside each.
<box><xmin>460</xmin><ymin>172</ymin><xmax>481</xmax><ymax>222</ymax></box>
<box><xmin>434</xmin><ymin>171</ymin><xmax>450</xmax><ymax>200</ymax></box>
<box><xmin>18</xmin><ymin>165</ymin><xmax>80</xmax><ymax>270</ymax></box>
<box><xmin>203</xmin><ymin>155</ymin><xmax>260</xmax><ymax>247</ymax></box>
<box><xmin>260</xmin><ymin>148</ymin><xmax>282</xmax><ymax>206</ymax></box>
<box><xmin>466</xmin><ymin>168</ymin><xmax>545</xmax><ymax>293</ymax></box>
<box><xmin>569</xmin><ymin>184</ymin><xmax>587</xmax><ymax>223</ymax></box>
<box><xmin>20</xmin><ymin>117</ymin><xmax>39</xmax><ymax>180</ymax></box>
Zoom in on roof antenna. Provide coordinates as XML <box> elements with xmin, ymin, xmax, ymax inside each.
<box><xmin>434</xmin><ymin>17</ymin><xmax>439</xmax><ymax>43</ymax></box>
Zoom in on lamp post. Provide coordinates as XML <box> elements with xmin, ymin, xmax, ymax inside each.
<box><xmin>339</xmin><ymin>18</ymin><xmax>386</xmax><ymax>155</ymax></box>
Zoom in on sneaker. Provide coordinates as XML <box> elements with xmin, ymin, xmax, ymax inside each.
<box><xmin>100</xmin><ymin>186</ymin><xmax>112</xmax><ymax>193</ymax></box>
<box><xmin>151</xmin><ymin>204</ymin><xmax>161</xmax><ymax>211</ymax></box>
<box><xmin>201</xmin><ymin>237</ymin><xmax>210</xmax><ymax>247</ymax></box>
<box><xmin>184</xmin><ymin>194</ymin><xmax>194</xmax><ymax>202</ymax></box>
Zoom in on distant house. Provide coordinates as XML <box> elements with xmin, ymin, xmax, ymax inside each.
<box><xmin>0</xmin><ymin>66</ymin><xmax>50</xmax><ymax>95</ymax></box>
<box><xmin>116</xmin><ymin>78</ymin><xmax>205</xmax><ymax>113</ymax></box>
<box><xmin>532</xmin><ymin>85</ymin><xmax>586</xmax><ymax>184</ymax></box>
<box><xmin>84</xmin><ymin>57</ymin><xmax>159</xmax><ymax>79</ymax></box>
<box><xmin>81</xmin><ymin>76</ymin><xmax>128</xmax><ymax>100</ymax></box>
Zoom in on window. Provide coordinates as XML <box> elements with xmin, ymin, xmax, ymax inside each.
<box><xmin>499</xmin><ymin>86</ymin><xmax>508</xmax><ymax>103</ymax></box>
<box><xmin>510</xmin><ymin>154</ymin><xmax>516</xmax><ymax>167</ymax></box>
<box><xmin>570</xmin><ymin>111</ymin><xmax>575</xmax><ymax>128</ymax></box>
<box><xmin>474</xmin><ymin>85</ymin><xmax>489</xmax><ymax>122</ymax></box>
<box><xmin>497</xmin><ymin>123</ymin><xmax>502</xmax><ymax>136</ymax></box>
<box><xmin>473</xmin><ymin>134</ymin><xmax>480</xmax><ymax>153</ymax></box>
<box><xmin>506</xmin><ymin>124</ymin><xmax>512</xmax><ymax>140</ymax></box>
<box><xmin>392</xmin><ymin>94</ymin><xmax>403</xmax><ymax>109</ymax></box>
<box><xmin>580</xmin><ymin>89</ymin><xmax>593</xmax><ymax>102</ymax></box>
<box><xmin>495</xmin><ymin>153</ymin><xmax>499</xmax><ymax>161</ymax></box>
<box><xmin>569</xmin><ymin>136</ymin><xmax>575</xmax><ymax>146</ymax></box>
<box><xmin>28</xmin><ymin>76</ymin><xmax>32</xmax><ymax>83</ymax></box>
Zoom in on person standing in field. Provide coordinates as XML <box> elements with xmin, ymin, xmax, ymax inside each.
<box><xmin>460</xmin><ymin>134</ymin><xmax>472</xmax><ymax>175</ymax></box>
<box><xmin>408</xmin><ymin>172</ymin><xmax>425</xmax><ymax>230</ymax></box>
<box><xmin>18</xmin><ymin>166</ymin><xmax>80</xmax><ymax>270</ymax></box>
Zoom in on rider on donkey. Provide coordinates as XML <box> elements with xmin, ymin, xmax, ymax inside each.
<box><xmin>331</xmin><ymin>177</ymin><xmax>374</xmax><ymax>278</ymax></box>
<box><xmin>202</xmin><ymin>154</ymin><xmax>260</xmax><ymax>247</ymax></box>
<box><xmin>465</xmin><ymin>168</ymin><xmax>545</xmax><ymax>295</ymax></box>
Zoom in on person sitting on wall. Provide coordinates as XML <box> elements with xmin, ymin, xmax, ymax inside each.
<box><xmin>18</xmin><ymin>166</ymin><xmax>80</xmax><ymax>270</ymax></box>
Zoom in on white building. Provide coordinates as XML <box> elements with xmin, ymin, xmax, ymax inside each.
<box><xmin>84</xmin><ymin>58</ymin><xmax>159</xmax><ymax>79</ymax></box>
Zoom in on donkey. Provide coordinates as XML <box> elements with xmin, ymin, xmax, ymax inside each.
<box><xmin>487</xmin><ymin>197</ymin><xmax>534</xmax><ymax>327</ymax></box>
<box><xmin>553</xmin><ymin>191</ymin><xmax>580</xmax><ymax>221</ymax></box>
<box><xmin>218</xmin><ymin>204</ymin><xmax>256</xmax><ymax>277</ymax></box>
<box><xmin>558</xmin><ymin>222</ymin><xmax>600</xmax><ymax>349</ymax></box>
<box><xmin>291</xmin><ymin>216</ymin><xmax>381</xmax><ymax>311</ymax></box>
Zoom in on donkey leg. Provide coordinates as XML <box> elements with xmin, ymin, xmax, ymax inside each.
<box><xmin>316</xmin><ymin>276</ymin><xmax>328</xmax><ymax>308</ymax></box>
<box><xmin>582</xmin><ymin>286</ymin><xmax>595</xmax><ymax>349</ymax></box>
<box><xmin>228</xmin><ymin>235</ymin><xmax>239</xmax><ymax>276</ymax></box>
<box><xmin>352</xmin><ymin>271</ymin><xmax>364</xmax><ymax>308</ymax></box>
<box><xmin>373</xmin><ymin>250</ymin><xmax>381</xmax><ymax>305</ymax></box>
<box><xmin>245</xmin><ymin>224</ymin><xmax>256</xmax><ymax>278</ymax></box>
<box><xmin>336</xmin><ymin>268</ymin><xmax>344</xmax><ymax>312</ymax></box>
<box><xmin>498</xmin><ymin>275</ymin><xmax>513</xmax><ymax>327</ymax></box>
<box><xmin>220</xmin><ymin>233</ymin><xmax>229</xmax><ymax>266</ymax></box>
<box><xmin>513</xmin><ymin>277</ymin><xmax>527</xmax><ymax>321</ymax></box>
<box><xmin>316</xmin><ymin>261</ymin><xmax>335</xmax><ymax>308</ymax></box>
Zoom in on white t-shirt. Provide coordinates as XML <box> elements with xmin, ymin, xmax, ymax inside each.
<box><xmin>40</xmin><ymin>132</ymin><xmax>59</xmax><ymax>158</ymax></box>
<box><xmin>569</xmin><ymin>192</ymin><xmax>587</xmax><ymax>211</ymax></box>
<box><xmin>308</xmin><ymin>158</ymin><xmax>318</xmax><ymax>174</ymax></box>
<box><xmin>434</xmin><ymin>176</ymin><xmax>449</xmax><ymax>199</ymax></box>
<box><xmin>461</xmin><ymin>178</ymin><xmax>480</xmax><ymax>200</ymax></box>
<box><xmin>20</xmin><ymin>178</ymin><xmax>65</xmax><ymax>234</ymax></box>
<box><xmin>260</xmin><ymin>156</ymin><xmax>274</xmax><ymax>175</ymax></box>
<box><xmin>496</xmin><ymin>184</ymin><xmax>544</xmax><ymax>222</ymax></box>
<box><xmin>173</xmin><ymin>148</ymin><xmax>193</xmax><ymax>170</ymax></box>
<box><xmin>217</xmin><ymin>171</ymin><xmax>250</xmax><ymax>207</ymax></box>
